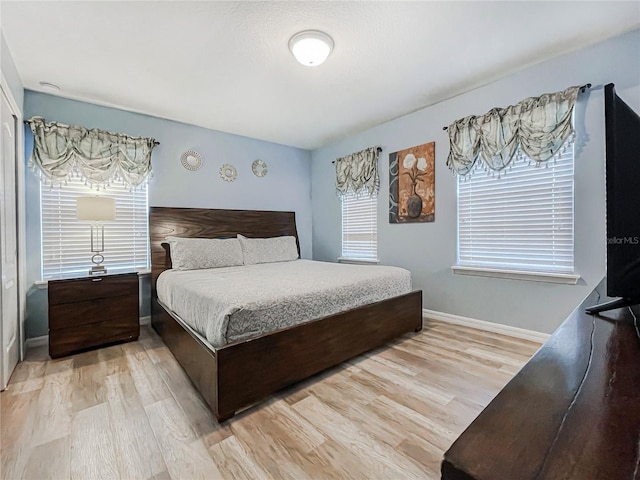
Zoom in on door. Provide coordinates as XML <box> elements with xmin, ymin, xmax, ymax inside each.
<box><xmin>1</xmin><ymin>88</ymin><xmax>19</xmax><ymax>389</ymax></box>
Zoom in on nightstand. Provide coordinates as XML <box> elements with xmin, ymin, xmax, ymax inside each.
<box><xmin>48</xmin><ymin>272</ymin><xmax>139</xmax><ymax>358</ymax></box>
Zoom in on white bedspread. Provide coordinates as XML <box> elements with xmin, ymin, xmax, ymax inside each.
<box><xmin>156</xmin><ymin>259</ymin><xmax>412</xmax><ymax>348</ymax></box>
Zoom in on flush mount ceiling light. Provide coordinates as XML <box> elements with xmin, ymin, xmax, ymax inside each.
<box><xmin>288</xmin><ymin>30</ymin><xmax>334</xmax><ymax>67</ymax></box>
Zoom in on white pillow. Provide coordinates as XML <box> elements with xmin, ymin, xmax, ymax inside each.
<box><xmin>166</xmin><ymin>236</ymin><xmax>243</xmax><ymax>271</ymax></box>
<box><xmin>237</xmin><ymin>234</ymin><xmax>299</xmax><ymax>265</ymax></box>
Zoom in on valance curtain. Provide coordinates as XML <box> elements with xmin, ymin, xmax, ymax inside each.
<box><xmin>446</xmin><ymin>86</ymin><xmax>580</xmax><ymax>177</ymax></box>
<box><xmin>335</xmin><ymin>146</ymin><xmax>380</xmax><ymax>197</ymax></box>
<box><xmin>27</xmin><ymin>116</ymin><xmax>157</xmax><ymax>189</ymax></box>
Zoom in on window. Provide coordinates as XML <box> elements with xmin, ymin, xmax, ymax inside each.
<box><xmin>41</xmin><ymin>177</ymin><xmax>149</xmax><ymax>279</ymax></box>
<box><xmin>341</xmin><ymin>190</ymin><xmax>378</xmax><ymax>261</ymax></box>
<box><xmin>456</xmin><ymin>140</ymin><xmax>574</xmax><ymax>278</ymax></box>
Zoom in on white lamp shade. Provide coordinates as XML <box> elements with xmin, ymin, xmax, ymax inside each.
<box><xmin>76</xmin><ymin>196</ymin><xmax>116</xmax><ymax>222</ymax></box>
<box><xmin>289</xmin><ymin>30</ymin><xmax>334</xmax><ymax>67</ymax></box>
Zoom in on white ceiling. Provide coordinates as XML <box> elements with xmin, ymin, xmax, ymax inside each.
<box><xmin>2</xmin><ymin>1</ymin><xmax>639</xmax><ymax>150</ymax></box>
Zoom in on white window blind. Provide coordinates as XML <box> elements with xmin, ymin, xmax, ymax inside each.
<box><xmin>41</xmin><ymin>177</ymin><xmax>149</xmax><ymax>280</ymax></box>
<box><xmin>457</xmin><ymin>141</ymin><xmax>574</xmax><ymax>274</ymax></box>
<box><xmin>341</xmin><ymin>191</ymin><xmax>378</xmax><ymax>260</ymax></box>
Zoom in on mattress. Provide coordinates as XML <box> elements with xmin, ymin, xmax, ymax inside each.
<box><xmin>156</xmin><ymin>259</ymin><xmax>412</xmax><ymax>348</ymax></box>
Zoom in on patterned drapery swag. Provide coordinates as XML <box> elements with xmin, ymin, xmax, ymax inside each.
<box><xmin>26</xmin><ymin>117</ymin><xmax>157</xmax><ymax>189</ymax></box>
<box><xmin>446</xmin><ymin>86</ymin><xmax>580</xmax><ymax>177</ymax></box>
<box><xmin>335</xmin><ymin>146</ymin><xmax>380</xmax><ymax>197</ymax></box>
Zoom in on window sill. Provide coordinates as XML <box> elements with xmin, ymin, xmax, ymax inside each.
<box><xmin>451</xmin><ymin>265</ymin><xmax>580</xmax><ymax>285</ymax></box>
<box><xmin>338</xmin><ymin>257</ymin><xmax>380</xmax><ymax>265</ymax></box>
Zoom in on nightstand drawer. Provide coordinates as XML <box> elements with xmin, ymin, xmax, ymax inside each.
<box><xmin>49</xmin><ymin>317</ymin><xmax>139</xmax><ymax>358</ymax></box>
<box><xmin>49</xmin><ymin>294</ymin><xmax>138</xmax><ymax>330</ymax></box>
<box><xmin>49</xmin><ymin>274</ymin><xmax>138</xmax><ymax>305</ymax></box>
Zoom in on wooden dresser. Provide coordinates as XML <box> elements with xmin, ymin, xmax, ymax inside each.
<box><xmin>441</xmin><ymin>278</ymin><xmax>640</xmax><ymax>480</ymax></box>
<box><xmin>48</xmin><ymin>272</ymin><xmax>139</xmax><ymax>358</ymax></box>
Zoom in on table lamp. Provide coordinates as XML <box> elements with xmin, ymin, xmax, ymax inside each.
<box><xmin>76</xmin><ymin>196</ymin><xmax>116</xmax><ymax>275</ymax></box>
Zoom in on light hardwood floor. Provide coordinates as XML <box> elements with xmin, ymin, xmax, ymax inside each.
<box><xmin>1</xmin><ymin>320</ymin><xmax>541</xmax><ymax>480</ymax></box>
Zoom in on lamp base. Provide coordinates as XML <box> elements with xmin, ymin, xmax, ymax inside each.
<box><xmin>90</xmin><ymin>252</ymin><xmax>106</xmax><ymax>276</ymax></box>
<box><xmin>89</xmin><ymin>265</ymin><xmax>107</xmax><ymax>276</ymax></box>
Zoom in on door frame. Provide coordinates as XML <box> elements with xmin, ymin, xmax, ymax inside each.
<box><xmin>1</xmin><ymin>73</ymin><xmax>26</xmax><ymax>367</ymax></box>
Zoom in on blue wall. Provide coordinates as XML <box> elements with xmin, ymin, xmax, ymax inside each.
<box><xmin>24</xmin><ymin>92</ymin><xmax>312</xmax><ymax>338</ymax></box>
<box><xmin>311</xmin><ymin>29</ymin><xmax>640</xmax><ymax>334</ymax></box>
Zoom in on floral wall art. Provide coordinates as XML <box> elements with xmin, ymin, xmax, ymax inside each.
<box><xmin>389</xmin><ymin>141</ymin><xmax>435</xmax><ymax>223</ymax></box>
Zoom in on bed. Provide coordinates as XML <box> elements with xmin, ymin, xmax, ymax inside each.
<box><xmin>150</xmin><ymin>207</ymin><xmax>423</xmax><ymax>422</ymax></box>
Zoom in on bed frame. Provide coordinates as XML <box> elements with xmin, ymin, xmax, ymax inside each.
<box><xmin>150</xmin><ymin>207</ymin><xmax>423</xmax><ymax>422</ymax></box>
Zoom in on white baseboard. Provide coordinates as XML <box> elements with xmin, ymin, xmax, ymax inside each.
<box><xmin>140</xmin><ymin>315</ymin><xmax>151</xmax><ymax>326</ymax></box>
<box><xmin>25</xmin><ymin>335</ymin><xmax>48</xmax><ymax>350</ymax></box>
<box><xmin>422</xmin><ymin>308</ymin><xmax>550</xmax><ymax>343</ymax></box>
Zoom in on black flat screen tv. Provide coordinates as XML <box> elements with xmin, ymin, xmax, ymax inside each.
<box><xmin>586</xmin><ymin>83</ymin><xmax>640</xmax><ymax>314</ymax></box>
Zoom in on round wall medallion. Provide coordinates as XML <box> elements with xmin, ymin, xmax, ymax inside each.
<box><xmin>220</xmin><ymin>164</ymin><xmax>237</xmax><ymax>182</ymax></box>
<box><xmin>252</xmin><ymin>159</ymin><xmax>268</xmax><ymax>177</ymax></box>
<box><xmin>180</xmin><ymin>150</ymin><xmax>202</xmax><ymax>171</ymax></box>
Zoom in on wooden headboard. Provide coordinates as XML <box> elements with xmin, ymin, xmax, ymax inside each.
<box><xmin>149</xmin><ymin>207</ymin><xmax>299</xmax><ymax>286</ymax></box>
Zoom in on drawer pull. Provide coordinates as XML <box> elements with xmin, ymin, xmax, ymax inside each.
<box><xmin>92</xmin><ymin>278</ymin><xmax>103</xmax><ymax>282</ymax></box>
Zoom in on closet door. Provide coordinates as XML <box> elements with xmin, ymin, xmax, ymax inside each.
<box><xmin>1</xmin><ymin>89</ymin><xmax>19</xmax><ymax>389</ymax></box>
